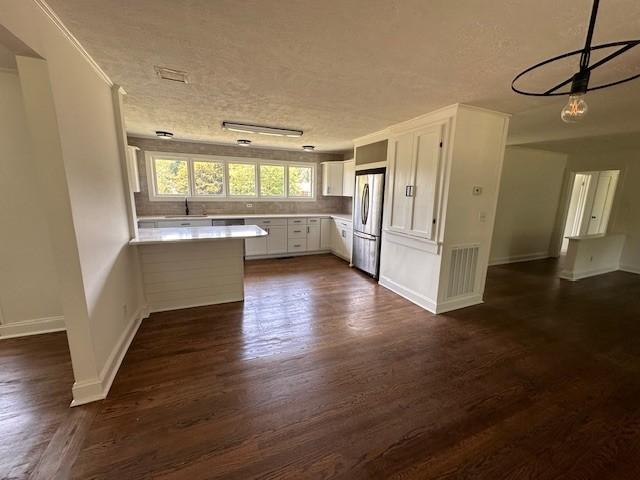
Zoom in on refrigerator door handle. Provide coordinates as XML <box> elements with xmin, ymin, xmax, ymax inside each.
<box><xmin>362</xmin><ymin>183</ymin><xmax>370</xmax><ymax>225</ymax></box>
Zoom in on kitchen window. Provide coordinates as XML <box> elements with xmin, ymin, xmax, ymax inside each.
<box><xmin>145</xmin><ymin>152</ymin><xmax>315</xmax><ymax>201</ymax></box>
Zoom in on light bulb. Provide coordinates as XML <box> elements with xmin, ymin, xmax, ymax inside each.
<box><xmin>561</xmin><ymin>94</ymin><xmax>588</xmax><ymax>123</ymax></box>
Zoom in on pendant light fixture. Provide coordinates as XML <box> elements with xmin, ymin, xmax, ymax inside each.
<box><xmin>512</xmin><ymin>0</ymin><xmax>640</xmax><ymax>123</ymax></box>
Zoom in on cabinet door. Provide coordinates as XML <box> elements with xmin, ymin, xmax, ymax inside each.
<box><xmin>266</xmin><ymin>226</ymin><xmax>287</xmax><ymax>254</ymax></box>
<box><xmin>245</xmin><ymin>236</ymin><xmax>267</xmax><ymax>256</ymax></box>
<box><xmin>342</xmin><ymin>159</ymin><xmax>355</xmax><ymax>197</ymax></box>
<box><xmin>409</xmin><ymin>124</ymin><xmax>443</xmax><ymax>239</ymax></box>
<box><xmin>344</xmin><ymin>228</ymin><xmax>353</xmax><ymax>260</ymax></box>
<box><xmin>322</xmin><ymin>162</ymin><xmax>344</xmax><ymax>196</ymax></box>
<box><xmin>320</xmin><ymin>218</ymin><xmax>333</xmax><ymax>250</ymax></box>
<box><xmin>388</xmin><ymin>132</ymin><xmax>414</xmax><ymax>232</ymax></box>
<box><xmin>307</xmin><ymin>224</ymin><xmax>321</xmax><ymax>251</ymax></box>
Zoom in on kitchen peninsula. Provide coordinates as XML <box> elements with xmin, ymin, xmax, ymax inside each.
<box><xmin>130</xmin><ymin>225</ymin><xmax>267</xmax><ymax>312</ymax></box>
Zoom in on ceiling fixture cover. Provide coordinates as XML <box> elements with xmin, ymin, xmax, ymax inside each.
<box><xmin>155</xmin><ymin>130</ymin><xmax>174</xmax><ymax>139</ymax></box>
<box><xmin>302</xmin><ymin>145</ymin><xmax>315</xmax><ymax>152</ymax></box>
<box><xmin>222</xmin><ymin>122</ymin><xmax>303</xmax><ymax>138</ymax></box>
<box><xmin>511</xmin><ymin>0</ymin><xmax>640</xmax><ymax>123</ymax></box>
<box><xmin>154</xmin><ymin>66</ymin><xmax>189</xmax><ymax>84</ymax></box>
<box><xmin>237</xmin><ymin>139</ymin><xmax>252</xmax><ymax>146</ymax></box>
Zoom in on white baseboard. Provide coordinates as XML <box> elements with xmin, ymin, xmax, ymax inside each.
<box><xmin>245</xmin><ymin>249</ymin><xmax>332</xmax><ymax>260</ymax></box>
<box><xmin>71</xmin><ymin>304</ymin><xmax>149</xmax><ymax>407</ymax></box>
<box><xmin>620</xmin><ymin>264</ymin><xmax>640</xmax><ymax>275</ymax></box>
<box><xmin>489</xmin><ymin>251</ymin><xmax>550</xmax><ymax>266</ymax></box>
<box><xmin>559</xmin><ymin>266</ymin><xmax>619</xmax><ymax>282</ymax></box>
<box><xmin>436</xmin><ymin>294</ymin><xmax>484</xmax><ymax>314</ymax></box>
<box><xmin>0</xmin><ymin>315</ymin><xmax>65</xmax><ymax>339</ymax></box>
<box><xmin>379</xmin><ymin>276</ymin><xmax>437</xmax><ymax>313</ymax></box>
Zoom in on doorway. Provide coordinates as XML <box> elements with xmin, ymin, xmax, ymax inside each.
<box><xmin>560</xmin><ymin>170</ymin><xmax>620</xmax><ymax>253</ymax></box>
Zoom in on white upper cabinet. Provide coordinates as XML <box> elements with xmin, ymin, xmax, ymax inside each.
<box><xmin>342</xmin><ymin>159</ymin><xmax>355</xmax><ymax>197</ymax></box>
<box><xmin>322</xmin><ymin>161</ymin><xmax>344</xmax><ymax>196</ymax></box>
<box><xmin>387</xmin><ymin>122</ymin><xmax>444</xmax><ymax>241</ymax></box>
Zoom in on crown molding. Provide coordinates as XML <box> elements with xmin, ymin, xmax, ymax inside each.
<box><xmin>33</xmin><ymin>0</ymin><xmax>113</xmax><ymax>87</ymax></box>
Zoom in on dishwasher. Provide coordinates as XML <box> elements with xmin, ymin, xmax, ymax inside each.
<box><xmin>211</xmin><ymin>219</ymin><xmax>245</xmax><ymax>226</ymax></box>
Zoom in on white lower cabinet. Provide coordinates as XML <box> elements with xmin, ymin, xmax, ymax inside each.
<box><xmin>245</xmin><ymin>236</ymin><xmax>267</xmax><ymax>256</ymax></box>
<box><xmin>288</xmin><ymin>238</ymin><xmax>307</xmax><ymax>253</ymax></box>
<box><xmin>332</xmin><ymin>219</ymin><xmax>353</xmax><ymax>260</ymax></box>
<box><xmin>320</xmin><ymin>218</ymin><xmax>333</xmax><ymax>250</ymax></box>
<box><xmin>307</xmin><ymin>224</ymin><xmax>321</xmax><ymax>251</ymax></box>
<box><xmin>266</xmin><ymin>226</ymin><xmax>287</xmax><ymax>254</ymax></box>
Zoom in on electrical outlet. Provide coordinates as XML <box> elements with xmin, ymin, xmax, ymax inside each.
<box><xmin>479</xmin><ymin>211</ymin><xmax>488</xmax><ymax>223</ymax></box>
<box><xmin>246</xmin><ymin>203</ymin><xmax>254</xmax><ymax>208</ymax></box>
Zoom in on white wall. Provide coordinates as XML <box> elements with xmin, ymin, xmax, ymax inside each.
<box><xmin>0</xmin><ymin>69</ymin><xmax>63</xmax><ymax>336</ymax></box>
<box><xmin>1</xmin><ymin>1</ymin><xmax>145</xmax><ymax>405</ymax></box>
<box><xmin>616</xmin><ymin>155</ymin><xmax>640</xmax><ymax>273</ymax></box>
<box><xmin>490</xmin><ymin>147</ymin><xmax>567</xmax><ymax>265</ymax></box>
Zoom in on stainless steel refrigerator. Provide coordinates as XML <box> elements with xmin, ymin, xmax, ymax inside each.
<box><xmin>352</xmin><ymin>168</ymin><xmax>385</xmax><ymax>278</ymax></box>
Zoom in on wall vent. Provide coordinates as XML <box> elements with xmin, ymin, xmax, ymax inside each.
<box><xmin>446</xmin><ymin>245</ymin><xmax>479</xmax><ymax>299</ymax></box>
<box><xmin>154</xmin><ymin>66</ymin><xmax>189</xmax><ymax>84</ymax></box>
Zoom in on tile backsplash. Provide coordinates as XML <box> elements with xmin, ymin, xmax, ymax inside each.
<box><xmin>129</xmin><ymin>137</ymin><xmax>352</xmax><ymax>216</ymax></box>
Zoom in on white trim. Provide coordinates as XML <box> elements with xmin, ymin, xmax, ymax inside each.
<box><xmin>620</xmin><ymin>264</ymin><xmax>640</xmax><ymax>275</ymax></box>
<box><xmin>245</xmin><ymin>249</ymin><xmax>332</xmax><ymax>260</ymax></box>
<box><xmin>355</xmin><ymin>161</ymin><xmax>387</xmax><ymax>171</ymax></box>
<box><xmin>70</xmin><ymin>305</ymin><xmax>149</xmax><ymax>406</ymax></box>
<box><xmin>435</xmin><ymin>294</ymin><xmax>483</xmax><ymax>314</ymax></box>
<box><xmin>33</xmin><ymin>0</ymin><xmax>114</xmax><ymax>87</ymax></box>
<box><xmin>379</xmin><ymin>276</ymin><xmax>437</xmax><ymax>314</ymax></box>
<box><xmin>489</xmin><ymin>252</ymin><xmax>551</xmax><ymax>266</ymax></box>
<box><xmin>383</xmin><ymin>230</ymin><xmax>442</xmax><ymax>255</ymax></box>
<box><xmin>0</xmin><ymin>315</ymin><xmax>65</xmax><ymax>339</ymax></box>
<box><xmin>147</xmin><ymin>297</ymin><xmax>244</xmax><ymax>314</ymax></box>
<box><xmin>559</xmin><ymin>266</ymin><xmax>619</xmax><ymax>282</ymax></box>
<box><xmin>0</xmin><ymin>66</ymin><xmax>18</xmax><ymax>74</ymax></box>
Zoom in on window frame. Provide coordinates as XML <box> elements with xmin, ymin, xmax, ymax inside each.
<box><xmin>287</xmin><ymin>163</ymin><xmax>315</xmax><ymax>199</ymax></box>
<box><xmin>145</xmin><ymin>151</ymin><xmax>316</xmax><ymax>202</ymax></box>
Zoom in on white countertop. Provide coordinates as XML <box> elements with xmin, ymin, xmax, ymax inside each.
<box><xmin>138</xmin><ymin>213</ymin><xmax>353</xmax><ymax>222</ymax></box>
<box><xmin>130</xmin><ymin>225</ymin><xmax>267</xmax><ymax>246</ymax></box>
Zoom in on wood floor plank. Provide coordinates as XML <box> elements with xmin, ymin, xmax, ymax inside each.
<box><xmin>2</xmin><ymin>255</ymin><xmax>640</xmax><ymax>479</ymax></box>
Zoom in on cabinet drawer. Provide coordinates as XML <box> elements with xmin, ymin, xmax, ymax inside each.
<box><xmin>288</xmin><ymin>225</ymin><xmax>307</xmax><ymax>238</ymax></box>
<box><xmin>334</xmin><ymin>219</ymin><xmax>352</xmax><ymax>230</ymax></box>
<box><xmin>245</xmin><ymin>218</ymin><xmax>287</xmax><ymax>227</ymax></box>
<box><xmin>307</xmin><ymin>217</ymin><xmax>322</xmax><ymax>225</ymax></box>
<box><xmin>287</xmin><ymin>218</ymin><xmax>307</xmax><ymax>225</ymax></box>
<box><xmin>288</xmin><ymin>239</ymin><xmax>307</xmax><ymax>252</ymax></box>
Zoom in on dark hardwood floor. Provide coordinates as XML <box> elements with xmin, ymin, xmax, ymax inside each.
<box><xmin>2</xmin><ymin>255</ymin><xmax>640</xmax><ymax>479</ymax></box>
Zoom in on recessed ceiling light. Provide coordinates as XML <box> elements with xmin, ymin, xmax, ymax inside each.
<box><xmin>155</xmin><ymin>130</ymin><xmax>174</xmax><ymax>139</ymax></box>
<box><xmin>154</xmin><ymin>66</ymin><xmax>189</xmax><ymax>84</ymax></box>
<box><xmin>237</xmin><ymin>139</ymin><xmax>252</xmax><ymax>146</ymax></box>
<box><xmin>302</xmin><ymin>145</ymin><xmax>315</xmax><ymax>152</ymax></box>
<box><xmin>222</xmin><ymin>122</ymin><xmax>303</xmax><ymax>138</ymax></box>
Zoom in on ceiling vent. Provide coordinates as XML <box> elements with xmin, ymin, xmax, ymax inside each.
<box><xmin>154</xmin><ymin>66</ymin><xmax>189</xmax><ymax>84</ymax></box>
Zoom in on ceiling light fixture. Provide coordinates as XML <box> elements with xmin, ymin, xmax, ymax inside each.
<box><xmin>154</xmin><ymin>66</ymin><xmax>189</xmax><ymax>84</ymax></box>
<box><xmin>222</xmin><ymin>122</ymin><xmax>303</xmax><ymax>138</ymax></box>
<box><xmin>511</xmin><ymin>0</ymin><xmax>640</xmax><ymax>123</ymax></box>
<box><xmin>237</xmin><ymin>139</ymin><xmax>252</xmax><ymax>146</ymax></box>
<box><xmin>302</xmin><ymin>145</ymin><xmax>315</xmax><ymax>152</ymax></box>
<box><xmin>155</xmin><ymin>130</ymin><xmax>174</xmax><ymax>139</ymax></box>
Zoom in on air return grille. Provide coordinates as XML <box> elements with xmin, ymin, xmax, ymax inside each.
<box><xmin>446</xmin><ymin>245</ymin><xmax>479</xmax><ymax>299</ymax></box>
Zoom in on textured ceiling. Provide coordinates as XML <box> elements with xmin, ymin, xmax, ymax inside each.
<box><xmin>46</xmin><ymin>0</ymin><xmax>640</xmax><ymax>151</ymax></box>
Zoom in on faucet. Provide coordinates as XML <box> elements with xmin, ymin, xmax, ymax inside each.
<box><xmin>185</xmin><ymin>197</ymin><xmax>189</xmax><ymax>216</ymax></box>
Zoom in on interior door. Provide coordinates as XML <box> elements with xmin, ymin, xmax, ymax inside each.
<box><xmin>388</xmin><ymin>132</ymin><xmax>414</xmax><ymax>232</ymax></box>
<box><xmin>409</xmin><ymin>124</ymin><xmax>443</xmax><ymax>239</ymax></box>
<box><xmin>587</xmin><ymin>171</ymin><xmax>619</xmax><ymax>235</ymax></box>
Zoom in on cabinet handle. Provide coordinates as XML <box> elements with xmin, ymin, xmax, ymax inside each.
<box><xmin>264</xmin><ymin>220</ymin><xmax>270</xmax><ymax>224</ymax></box>
<box><xmin>307</xmin><ymin>226</ymin><xmax>310</xmax><ymax>234</ymax></box>
<box><xmin>294</xmin><ymin>244</ymin><xmax>301</xmax><ymax>248</ymax></box>
<box><xmin>180</xmin><ymin>223</ymin><xmax>190</xmax><ymax>226</ymax></box>
<box><xmin>267</xmin><ymin>227</ymin><xmax>270</xmax><ymax>234</ymax></box>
